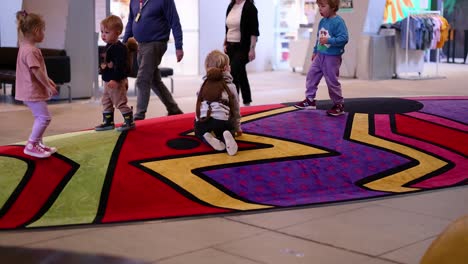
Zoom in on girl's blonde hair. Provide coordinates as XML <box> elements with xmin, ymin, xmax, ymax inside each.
<box><xmin>204</xmin><ymin>50</ymin><xmax>230</xmax><ymax>71</ymax></box>
<box><xmin>101</xmin><ymin>15</ymin><xmax>123</xmax><ymax>33</ymax></box>
<box><xmin>16</xmin><ymin>10</ymin><xmax>45</xmax><ymax>37</ymax></box>
<box><xmin>318</xmin><ymin>0</ymin><xmax>340</xmax><ymax>12</ymax></box>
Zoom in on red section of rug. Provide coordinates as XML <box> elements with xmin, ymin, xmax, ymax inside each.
<box><xmin>101</xmin><ymin>104</ymin><xmax>285</xmax><ymax>223</ymax></box>
<box><xmin>0</xmin><ymin>146</ymin><xmax>73</xmax><ymax>229</ymax></box>
<box><xmin>396</xmin><ymin>114</ymin><xmax>468</xmax><ymax>156</ymax></box>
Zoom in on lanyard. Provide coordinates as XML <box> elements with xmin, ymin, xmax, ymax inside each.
<box><xmin>139</xmin><ymin>0</ymin><xmax>149</xmax><ymax>11</ymax></box>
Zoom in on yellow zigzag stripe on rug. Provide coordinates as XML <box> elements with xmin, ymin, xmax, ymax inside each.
<box><xmin>142</xmin><ymin>106</ymin><xmax>329</xmax><ymax>210</ymax></box>
<box><xmin>351</xmin><ymin>114</ymin><xmax>447</xmax><ymax>193</ymax></box>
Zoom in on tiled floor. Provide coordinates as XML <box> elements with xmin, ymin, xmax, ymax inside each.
<box><xmin>1</xmin><ymin>62</ymin><xmax>467</xmax><ymax>264</ymax></box>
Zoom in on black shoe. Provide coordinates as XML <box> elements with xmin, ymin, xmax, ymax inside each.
<box><xmin>95</xmin><ymin>112</ymin><xmax>115</xmax><ymax>131</ymax></box>
<box><xmin>95</xmin><ymin>123</ymin><xmax>115</xmax><ymax>131</ymax></box>
<box><xmin>134</xmin><ymin>115</ymin><xmax>145</xmax><ymax>121</ymax></box>
<box><xmin>116</xmin><ymin>122</ymin><xmax>135</xmax><ymax>132</ymax></box>
<box><xmin>117</xmin><ymin>112</ymin><xmax>136</xmax><ymax>132</ymax></box>
<box><xmin>168</xmin><ymin>110</ymin><xmax>183</xmax><ymax>116</ymax></box>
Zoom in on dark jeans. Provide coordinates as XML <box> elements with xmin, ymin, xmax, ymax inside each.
<box><xmin>135</xmin><ymin>41</ymin><xmax>182</xmax><ymax>118</ymax></box>
<box><xmin>194</xmin><ymin>118</ymin><xmax>233</xmax><ymax>142</ymax></box>
<box><xmin>226</xmin><ymin>42</ymin><xmax>252</xmax><ymax>104</ymax></box>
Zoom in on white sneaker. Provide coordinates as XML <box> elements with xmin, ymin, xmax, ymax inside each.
<box><xmin>203</xmin><ymin>132</ymin><xmax>226</xmax><ymax>151</ymax></box>
<box><xmin>24</xmin><ymin>142</ymin><xmax>52</xmax><ymax>158</ymax></box>
<box><xmin>39</xmin><ymin>141</ymin><xmax>57</xmax><ymax>154</ymax></box>
<box><xmin>223</xmin><ymin>130</ymin><xmax>238</xmax><ymax>156</ymax></box>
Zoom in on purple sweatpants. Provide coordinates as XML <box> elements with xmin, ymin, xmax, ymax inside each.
<box><xmin>305</xmin><ymin>53</ymin><xmax>344</xmax><ymax>104</ymax></box>
<box><xmin>24</xmin><ymin>101</ymin><xmax>51</xmax><ymax>143</ymax></box>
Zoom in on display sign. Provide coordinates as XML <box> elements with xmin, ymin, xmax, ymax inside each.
<box><xmin>384</xmin><ymin>0</ymin><xmax>432</xmax><ymax>23</ymax></box>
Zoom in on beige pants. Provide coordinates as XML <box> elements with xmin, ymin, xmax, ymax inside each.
<box><xmin>101</xmin><ymin>79</ymin><xmax>132</xmax><ymax>114</ymax></box>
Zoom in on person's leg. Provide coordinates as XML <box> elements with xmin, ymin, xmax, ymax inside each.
<box><xmin>134</xmin><ymin>42</ymin><xmax>156</xmax><ymax>120</ymax></box>
<box><xmin>226</xmin><ymin>44</ymin><xmax>242</xmax><ymax>97</ymax></box>
<box><xmin>305</xmin><ymin>54</ymin><xmax>324</xmax><ymax>100</ymax></box>
<box><xmin>322</xmin><ymin>55</ymin><xmax>344</xmax><ymax>105</ymax></box>
<box><xmin>95</xmin><ymin>82</ymin><xmax>115</xmax><ymax>131</ymax></box>
<box><xmin>113</xmin><ymin>80</ymin><xmax>132</xmax><ymax>114</ymax></box>
<box><xmin>226</xmin><ymin>44</ymin><xmax>251</xmax><ymax>105</ymax></box>
<box><xmin>323</xmin><ymin>55</ymin><xmax>344</xmax><ymax>116</ymax></box>
<box><xmin>23</xmin><ymin>101</ymin><xmax>52</xmax><ymax>158</ymax></box>
<box><xmin>149</xmin><ymin>42</ymin><xmax>183</xmax><ymax>115</ymax></box>
<box><xmin>25</xmin><ymin>101</ymin><xmax>52</xmax><ymax>143</ymax></box>
<box><xmin>195</xmin><ymin>119</ymin><xmax>226</xmax><ymax>151</ymax></box>
<box><xmin>223</xmin><ymin>131</ymin><xmax>238</xmax><ymax>156</ymax></box>
<box><xmin>237</xmin><ymin>60</ymin><xmax>252</xmax><ymax>105</ymax></box>
<box><xmin>295</xmin><ymin>55</ymin><xmax>323</xmax><ymax>109</ymax></box>
<box><xmin>114</xmin><ymin>80</ymin><xmax>135</xmax><ymax>131</ymax></box>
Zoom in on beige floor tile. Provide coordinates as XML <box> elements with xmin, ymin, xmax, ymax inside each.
<box><xmin>381</xmin><ymin>238</ymin><xmax>435</xmax><ymax>264</ymax></box>
<box><xmin>279</xmin><ymin>205</ymin><xmax>451</xmax><ymax>256</ymax></box>
<box><xmin>157</xmin><ymin>248</ymin><xmax>260</xmax><ymax>264</ymax></box>
<box><xmin>23</xmin><ymin>218</ymin><xmax>265</xmax><ymax>262</ymax></box>
<box><xmin>0</xmin><ymin>228</ymin><xmax>93</xmax><ymax>247</ymax></box>
<box><xmin>358</xmin><ymin>259</ymin><xmax>400</xmax><ymax>264</ymax></box>
<box><xmin>375</xmin><ymin>187</ymin><xmax>468</xmax><ymax>221</ymax></box>
<box><xmin>225</xmin><ymin>201</ymin><xmax>371</xmax><ymax>230</ymax></box>
<box><xmin>216</xmin><ymin>231</ymin><xmax>379</xmax><ymax>264</ymax></box>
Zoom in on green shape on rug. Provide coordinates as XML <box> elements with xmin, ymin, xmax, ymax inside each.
<box><xmin>27</xmin><ymin>130</ymin><xmax>121</xmax><ymax>227</ymax></box>
<box><xmin>0</xmin><ymin>157</ymin><xmax>28</xmax><ymax>209</ymax></box>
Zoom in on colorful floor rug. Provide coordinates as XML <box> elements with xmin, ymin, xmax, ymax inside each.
<box><xmin>1</xmin><ymin>97</ymin><xmax>467</xmax><ymax>230</ymax></box>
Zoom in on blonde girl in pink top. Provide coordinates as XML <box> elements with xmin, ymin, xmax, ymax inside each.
<box><xmin>15</xmin><ymin>10</ymin><xmax>58</xmax><ymax>158</ymax></box>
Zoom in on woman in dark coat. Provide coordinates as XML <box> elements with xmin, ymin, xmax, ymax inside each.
<box><xmin>224</xmin><ymin>0</ymin><xmax>259</xmax><ymax>106</ymax></box>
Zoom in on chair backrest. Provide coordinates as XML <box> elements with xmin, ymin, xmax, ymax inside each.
<box><xmin>45</xmin><ymin>56</ymin><xmax>71</xmax><ymax>84</ymax></box>
<box><xmin>0</xmin><ymin>48</ymin><xmax>19</xmax><ymax>70</ymax></box>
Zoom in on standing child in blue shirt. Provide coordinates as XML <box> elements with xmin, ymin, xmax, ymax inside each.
<box><xmin>294</xmin><ymin>0</ymin><xmax>349</xmax><ymax>116</ymax></box>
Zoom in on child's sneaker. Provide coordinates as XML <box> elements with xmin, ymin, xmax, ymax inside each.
<box><xmin>223</xmin><ymin>130</ymin><xmax>238</xmax><ymax>156</ymax></box>
<box><xmin>24</xmin><ymin>142</ymin><xmax>52</xmax><ymax>158</ymax></box>
<box><xmin>39</xmin><ymin>141</ymin><xmax>57</xmax><ymax>154</ymax></box>
<box><xmin>294</xmin><ymin>98</ymin><xmax>316</xmax><ymax>109</ymax></box>
<box><xmin>326</xmin><ymin>104</ymin><xmax>345</xmax><ymax>116</ymax></box>
<box><xmin>203</xmin><ymin>132</ymin><xmax>226</xmax><ymax>151</ymax></box>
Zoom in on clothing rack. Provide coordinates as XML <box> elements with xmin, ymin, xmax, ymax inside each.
<box><xmin>402</xmin><ymin>10</ymin><xmax>444</xmax><ymax>79</ymax></box>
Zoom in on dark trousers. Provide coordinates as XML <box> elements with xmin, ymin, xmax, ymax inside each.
<box><xmin>226</xmin><ymin>42</ymin><xmax>252</xmax><ymax>104</ymax></box>
<box><xmin>135</xmin><ymin>41</ymin><xmax>181</xmax><ymax>118</ymax></box>
<box><xmin>195</xmin><ymin>118</ymin><xmax>233</xmax><ymax>141</ymax></box>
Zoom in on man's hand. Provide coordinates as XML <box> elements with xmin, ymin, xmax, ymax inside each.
<box><xmin>176</xmin><ymin>49</ymin><xmax>184</xmax><ymax>62</ymax></box>
<box><xmin>311</xmin><ymin>53</ymin><xmax>317</xmax><ymax>61</ymax></box>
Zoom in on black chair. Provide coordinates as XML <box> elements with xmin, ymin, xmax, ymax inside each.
<box><xmin>160</xmin><ymin>67</ymin><xmax>174</xmax><ymax>94</ymax></box>
<box><xmin>45</xmin><ymin>56</ymin><xmax>72</xmax><ymax>102</ymax></box>
<box><xmin>128</xmin><ymin>51</ymin><xmax>175</xmax><ymax>94</ymax></box>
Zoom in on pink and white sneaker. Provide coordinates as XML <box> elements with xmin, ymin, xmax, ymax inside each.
<box><xmin>39</xmin><ymin>141</ymin><xmax>57</xmax><ymax>154</ymax></box>
<box><xmin>24</xmin><ymin>142</ymin><xmax>52</xmax><ymax>158</ymax></box>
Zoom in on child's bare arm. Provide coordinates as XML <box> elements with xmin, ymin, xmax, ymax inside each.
<box><xmin>31</xmin><ymin>67</ymin><xmax>57</xmax><ymax>95</ymax></box>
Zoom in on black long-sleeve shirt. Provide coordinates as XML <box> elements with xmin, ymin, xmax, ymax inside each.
<box><xmin>101</xmin><ymin>41</ymin><xmax>128</xmax><ymax>82</ymax></box>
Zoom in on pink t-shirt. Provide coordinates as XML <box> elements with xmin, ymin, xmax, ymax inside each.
<box><xmin>15</xmin><ymin>42</ymin><xmax>51</xmax><ymax>101</ymax></box>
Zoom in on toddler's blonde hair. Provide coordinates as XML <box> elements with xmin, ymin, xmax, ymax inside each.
<box><xmin>101</xmin><ymin>15</ymin><xmax>123</xmax><ymax>34</ymax></box>
<box><xmin>204</xmin><ymin>50</ymin><xmax>230</xmax><ymax>71</ymax></box>
<box><xmin>16</xmin><ymin>10</ymin><xmax>45</xmax><ymax>37</ymax></box>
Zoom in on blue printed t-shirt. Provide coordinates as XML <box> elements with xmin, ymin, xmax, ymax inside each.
<box><xmin>314</xmin><ymin>15</ymin><xmax>349</xmax><ymax>56</ymax></box>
